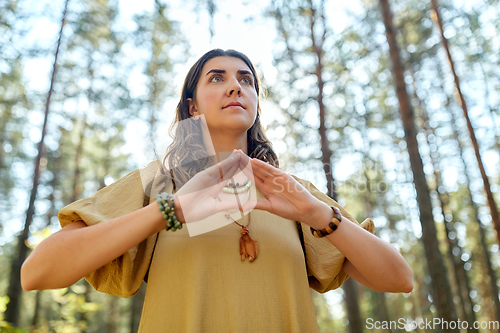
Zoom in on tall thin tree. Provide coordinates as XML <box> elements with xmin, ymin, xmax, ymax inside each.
<box><xmin>430</xmin><ymin>0</ymin><xmax>500</xmax><ymax>246</ymax></box>
<box><xmin>306</xmin><ymin>1</ymin><xmax>364</xmax><ymax>331</ymax></box>
<box><xmin>443</xmin><ymin>83</ymin><xmax>500</xmax><ymax>323</ymax></box>
<box><xmin>415</xmin><ymin>92</ymin><xmax>478</xmax><ymax>331</ymax></box>
<box><xmin>4</xmin><ymin>0</ymin><xmax>70</xmax><ymax>325</ymax></box>
<box><xmin>378</xmin><ymin>0</ymin><xmax>458</xmax><ymax>329</ymax></box>
<box><xmin>401</xmin><ymin>37</ymin><xmax>478</xmax><ymax>327</ymax></box>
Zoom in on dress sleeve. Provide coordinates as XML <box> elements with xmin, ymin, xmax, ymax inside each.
<box><xmin>291</xmin><ymin>175</ymin><xmax>375</xmax><ymax>294</ymax></box>
<box><xmin>58</xmin><ymin>161</ymin><xmax>168</xmax><ymax>298</ymax></box>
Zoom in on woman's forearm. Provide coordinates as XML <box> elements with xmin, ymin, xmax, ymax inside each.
<box><xmin>21</xmin><ymin>202</ymin><xmax>166</xmax><ymax>291</ymax></box>
<box><xmin>310</xmin><ymin>201</ymin><xmax>413</xmax><ymax>293</ymax></box>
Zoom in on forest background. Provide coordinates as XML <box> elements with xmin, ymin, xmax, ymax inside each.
<box><xmin>1</xmin><ymin>0</ymin><xmax>500</xmax><ymax>332</ymax></box>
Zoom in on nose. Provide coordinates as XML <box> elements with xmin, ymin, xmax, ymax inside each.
<box><xmin>227</xmin><ymin>77</ymin><xmax>242</xmax><ymax>96</ymax></box>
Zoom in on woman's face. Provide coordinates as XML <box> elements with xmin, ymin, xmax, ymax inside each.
<box><xmin>188</xmin><ymin>56</ymin><xmax>258</xmax><ymax>134</ymax></box>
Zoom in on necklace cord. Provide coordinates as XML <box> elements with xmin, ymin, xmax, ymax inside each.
<box><xmin>230</xmin><ymin>176</ymin><xmax>245</xmax><ymax>218</ymax></box>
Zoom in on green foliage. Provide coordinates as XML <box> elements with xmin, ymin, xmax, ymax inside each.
<box><xmin>0</xmin><ymin>296</ymin><xmax>28</xmax><ymax>333</ymax></box>
<box><xmin>46</xmin><ymin>287</ymin><xmax>100</xmax><ymax>333</ymax></box>
<box><xmin>1</xmin><ymin>295</ymin><xmax>10</xmax><ymax>328</ymax></box>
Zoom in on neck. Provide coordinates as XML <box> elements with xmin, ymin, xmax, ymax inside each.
<box><xmin>208</xmin><ymin>130</ymin><xmax>248</xmax><ymax>161</ymax></box>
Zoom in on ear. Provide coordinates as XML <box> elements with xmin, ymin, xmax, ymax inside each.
<box><xmin>187</xmin><ymin>98</ymin><xmax>199</xmax><ymax>118</ymax></box>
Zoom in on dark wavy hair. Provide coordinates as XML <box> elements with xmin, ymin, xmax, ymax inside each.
<box><xmin>163</xmin><ymin>49</ymin><xmax>279</xmax><ymax>189</ymax></box>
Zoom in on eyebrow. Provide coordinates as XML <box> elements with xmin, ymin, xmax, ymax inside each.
<box><xmin>205</xmin><ymin>69</ymin><xmax>253</xmax><ymax>77</ymax></box>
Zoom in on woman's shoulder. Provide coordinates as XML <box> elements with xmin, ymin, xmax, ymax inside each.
<box><xmin>97</xmin><ymin>160</ymin><xmax>164</xmax><ymax>198</ymax></box>
<box><xmin>139</xmin><ymin>160</ymin><xmax>174</xmax><ymax>200</ymax></box>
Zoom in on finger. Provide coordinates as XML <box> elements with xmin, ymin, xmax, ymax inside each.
<box><xmin>221</xmin><ymin>152</ymin><xmax>254</xmax><ymax>186</ymax></box>
<box><xmin>220</xmin><ymin>160</ymin><xmax>240</xmax><ymax>183</ymax></box>
<box><xmin>204</xmin><ymin>152</ymin><xmax>241</xmax><ymax>184</ymax></box>
<box><xmin>250</xmin><ymin>159</ymin><xmax>274</xmax><ymax>180</ymax></box>
<box><xmin>250</xmin><ymin>158</ymin><xmax>282</xmax><ymax>176</ymax></box>
<box><xmin>233</xmin><ymin>151</ymin><xmax>253</xmax><ymax>181</ymax></box>
<box><xmin>253</xmin><ymin>159</ymin><xmax>293</xmax><ymax>189</ymax></box>
<box><xmin>251</xmin><ymin>174</ymin><xmax>271</xmax><ymax>193</ymax></box>
<box><xmin>237</xmin><ymin>152</ymin><xmax>251</xmax><ymax>170</ymax></box>
<box><xmin>218</xmin><ymin>152</ymin><xmax>245</xmax><ymax>180</ymax></box>
<box><xmin>238</xmin><ymin>155</ymin><xmax>255</xmax><ymax>183</ymax></box>
<box><xmin>212</xmin><ymin>176</ymin><xmax>234</xmax><ymax>193</ymax></box>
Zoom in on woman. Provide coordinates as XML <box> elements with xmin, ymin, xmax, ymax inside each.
<box><xmin>21</xmin><ymin>49</ymin><xmax>413</xmax><ymax>332</ymax></box>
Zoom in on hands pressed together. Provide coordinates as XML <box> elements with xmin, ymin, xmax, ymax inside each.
<box><xmin>174</xmin><ymin>149</ymin><xmax>324</xmax><ymax>228</ymax></box>
<box><xmin>172</xmin><ymin>149</ymin><xmax>414</xmax><ymax>293</ymax></box>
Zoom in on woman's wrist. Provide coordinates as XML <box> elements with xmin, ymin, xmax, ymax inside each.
<box><xmin>302</xmin><ymin>200</ymin><xmax>332</xmax><ymax>230</ymax></box>
<box><xmin>152</xmin><ymin>193</ymin><xmax>185</xmax><ymax>232</ymax></box>
<box><xmin>173</xmin><ymin>194</ymin><xmax>185</xmax><ymax>224</ymax></box>
<box><xmin>151</xmin><ymin>202</ymin><xmax>170</xmax><ymax>233</ymax></box>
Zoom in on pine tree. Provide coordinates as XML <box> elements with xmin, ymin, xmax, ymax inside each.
<box><xmin>431</xmin><ymin>0</ymin><xmax>500</xmax><ymax>247</ymax></box>
<box><xmin>379</xmin><ymin>0</ymin><xmax>458</xmax><ymax>329</ymax></box>
<box><xmin>267</xmin><ymin>0</ymin><xmax>365</xmax><ymax>330</ymax></box>
<box><xmin>4</xmin><ymin>0</ymin><xmax>69</xmax><ymax>325</ymax></box>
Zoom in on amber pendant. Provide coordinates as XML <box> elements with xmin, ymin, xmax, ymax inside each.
<box><xmin>239</xmin><ymin>226</ymin><xmax>259</xmax><ymax>262</ymax></box>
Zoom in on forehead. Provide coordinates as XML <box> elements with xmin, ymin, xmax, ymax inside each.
<box><xmin>200</xmin><ymin>56</ymin><xmax>253</xmax><ymax>76</ymax></box>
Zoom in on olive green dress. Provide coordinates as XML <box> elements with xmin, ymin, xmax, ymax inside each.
<box><xmin>58</xmin><ymin>161</ymin><xmax>374</xmax><ymax>333</ymax></box>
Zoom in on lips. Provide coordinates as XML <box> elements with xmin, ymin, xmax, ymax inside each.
<box><xmin>223</xmin><ymin>102</ymin><xmax>245</xmax><ymax>109</ymax></box>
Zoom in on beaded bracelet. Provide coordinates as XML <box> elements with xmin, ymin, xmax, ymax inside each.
<box><xmin>156</xmin><ymin>192</ymin><xmax>182</xmax><ymax>231</ymax></box>
<box><xmin>310</xmin><ymin>206</ymin><xmax>342</xmax><ymax>238</ymax></box>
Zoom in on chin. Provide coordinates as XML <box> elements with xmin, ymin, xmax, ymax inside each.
<box><xmin>222</xmin><ymin>120</ymin><xmax>254</xmax><ymax>131</ymax></box>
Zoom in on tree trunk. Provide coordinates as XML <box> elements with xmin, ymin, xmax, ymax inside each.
<box><xmin>46</xmin><ymin>127</ymin><xmax>64</xmax><ymax>224</ymax></box>
<box><xmin>0</xmin><ymin>115</ymin><xmax>6</xmax><ymax>182</ymax></box>
<box><xmin>364</xmin><ymin>185</ymin><xmax>392</xmax><ymax>332</ymax></box>
<box><xmin>446</xmin><ymin>96</ymin><xmax>500</xmax><ymax>324</ymax></box>
<box><xmin>411</xmin><ymin>75</ymin><xmax>478</xmax><ymax>332</ymax></box>
<box><xmin>107</xmin><ymin>295</ymin><xmax>118</xmax><ymax>333</ymax></box>
<box><xmin>30</xmin><ymin>291</ymin><xmax>41</xmax><ymax>329</ymax></box>
<box><xmin>399</xmin><ymin>27</ymin><xmax>477</xmax><ymax>328</ymax></box>
<box><xmin>4</xmin><ymin>0</ymin><xmax>69</xmax><ymax>325</ymax></box>
<box><xmin>379</xmin><ymin>0</ymin><xmax>458</xmax><ymax>328</ymax></box>
<box><xmin>360</xmin><ymin>128</ymin><xmax>393</xmax><ymax>332</ymax></box>
<box><xmin>343</xmin><ymin>279</ymin><xmax>363</xmax><ymax>333</ymax></box>
<box><xmin>308</xmin><ymin>0</ymin><xmax>335</xmax><ymax>199</ymax></box>
<box><xmin>148</xmin><ymin>0</ymin><xmax>161</xmax><ymax>161</ymax></box>
<box><xmin>29</xmin><ymin>142</ymin><xmax>63</xmax><ymax>329</ymax></box>
<box><xmin>307</xmin><ymin>1</ymin><xmax>363</xmax><ymax>331</ymax></box>
<box><xmin>70</xmin><ymin>118</ymin><xmax>87</xmax><ymax>203</ymax></box>
<box><xmin>71</xmin><ymin>55</ymin><xmax>93</xmax><ymax>203</ymax></box>
<box><xmin>395</xmin><ymin>146</ymin><xmax>432</xmax><ymax>324</ymax></box>
<box><xmin>478</xmin><ymin>62</ymin><xmax>500</xmax><ymax>155</ymax></box>
<box><xmin>431</xmin><ymin>0</ymin><xmax>500</xmax><ymax>247</ymax></box>
<box><xmin>99</xmin><ymin>139</ymin><xmax>111</xmax><ymax>190</ymax></box>
<box><xmin>80</xmin><ymin>281</ymin><xmax>92</xmax><ymax>333</ymax></box>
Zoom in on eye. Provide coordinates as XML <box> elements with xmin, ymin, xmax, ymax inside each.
<box><xmin>210</xmin><ymin>75</ymin><xmax>222</xmax><ymax>83</ymax></box>
<box><xmin>241</xmin><ymin>76</ymin><xmax>253</xmax><ymax>85</ymax></box>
